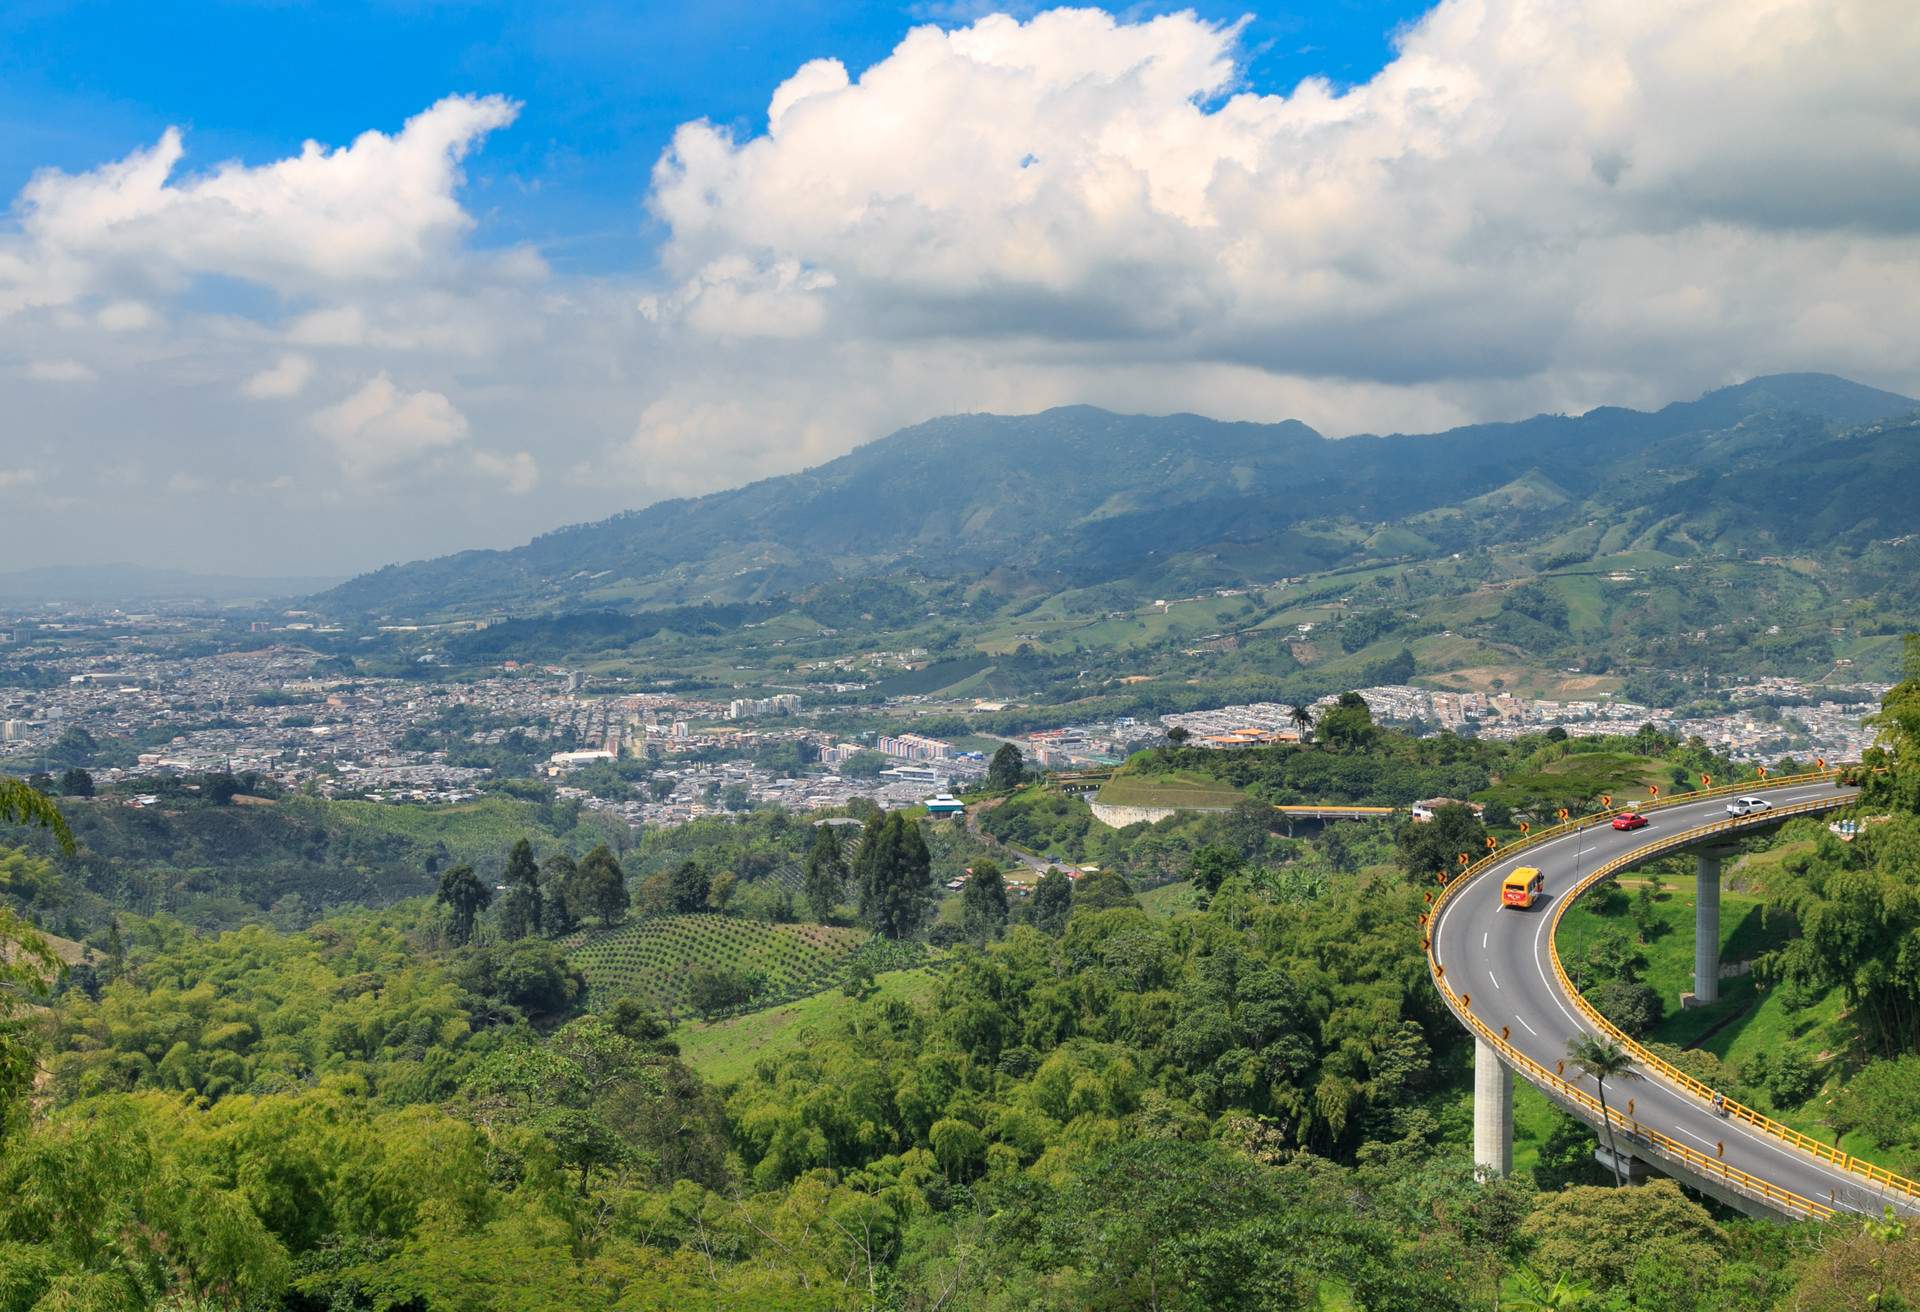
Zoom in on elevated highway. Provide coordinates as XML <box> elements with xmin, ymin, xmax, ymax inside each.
<box><xmin>1428</xmin><ymin>773</ymin><xmax>1920</xmax><ymax>1221</ymax></box>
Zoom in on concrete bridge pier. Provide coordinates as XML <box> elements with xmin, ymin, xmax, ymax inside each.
<box><xmin>1474</xmin><ymin>1037</ymin><xmax>1513</xmax><ymax>1178</ymax></box>
<box><xmin>1683</xmin><ymin>846</ymin><xmax>1737</xmax><ymax>1008</ymax></box>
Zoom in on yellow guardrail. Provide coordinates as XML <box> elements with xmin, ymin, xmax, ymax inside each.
<box><xmin>1423</xmin><ymin>769</ymin><xmax>1920</xmax><ymax>1215</ymax></box>
<box><xmin>1431</xmin><ymin>967</ymin><xmax>1835</xmax><ymax>1220</ymax></box>
<box><xmin>1542</xmin><ymin>798</ymin><xmax>1920</xmax><ymax>1208</ymax></box>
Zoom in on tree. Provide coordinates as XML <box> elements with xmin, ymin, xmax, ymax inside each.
<box><xmin>803</xmin><ymin>823</ymin><xmax>847</xmax><ymax>923</ymax></box>
<box><xmin>506</xmin><ymin>841</ymin><xmax>545</xmax><ymax>933</ymax></box>
<box><xmin>1316</xmin><ymin>692</ymin><xmax>1376</xmax><ymax>751</ymax></box>
<box><xmin>437</xmin><ymin>865</ymin><xmax>493</xmax><ymax>946</ymax></box>
<box><xmin>961</xmin><ymin>859</ymin><xmax>1009</xmax><ymax>943</ymax></box>
<box><xmin>1288</xmin><ymin>703</ymin><xmax>1314</xmax><ymax>744</ymax></box>
<box><xmin>1396</xmin><ymin>803</ymin><xmax>1488</xmax><ymax>885</ymax></box>
<box><xmin>577</xmin><ymin>845</ymin><xmax>629</xmax><ymax>924</ymax></box>
<box><xmin>987</xmin><ymin>742</ymin><xmax>1028</xmax><ymax>791</ymax></box>
<box><xmin>840</xmin><ymin>750</ymin><xmax>888</xmax><ymax>779</ymax></box>
<box><xmin>667</xmin><ymin>860</ymin><xmax>711</xmax><ymax>914</ymax></box>
<box><xmin>1030</xmin><ymin>867</ymin><xmax>1073</xmax><ymax>934</ymax></box>
<box><xmin>1518</xmin><ymin>1179</ymin><xmax>1721</xmax><ymax>1297</ymax></box>
<box><xmin>542</xmin><ymin>852</ymin><xmax>580</xmax><ymax>935</ymax></box>
<box><xmin>57</xmin><ymin>768</ymin><xmax>93</xmax><ymax>798</ymax></box>
<box><xmin>0</xmin><ymin>907</ymin><xmax>59</xmax><ymax>1137</ymax></box>
<box><xmin>1074</xmin><ymin>870</ymin><xmax>1139</xmax><ymax>910</ymax></box>
<box><xmin>499</xmin><ymin>838</ymin><xmax>542</xmax><ymax>940</ymax></box>
<box><xmin>1566</xmin><ymin>1034</ymin><xmax>1641</xmax><ymax>1187</ymax></box>
<box><xmin>708</xmin><ymin>871</ymin><xmax>737</xmax><ymax>913</ymax></box>
<box><xmin>1189</xmin><ymin>845</ymin><xmax>1242</xmax><ymax>895</ymax></box>
<box><xmin>0</xmin><ymin>775</ymin><xmax>73</xmax><ymax>855</ymax></box>
<box><xmin>855</xmin><ymin>811</ymin><xmax>934</xmax><ymax>940</ymax></box>
<box><xmin>1165</xmin><ymin>726</ymin><xmax>1191</xmax><ymax>746</ymax></box>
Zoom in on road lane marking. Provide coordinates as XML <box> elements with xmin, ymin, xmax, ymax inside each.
<box><xmin>1489</xmin><ymin>969</ymin><xmax>1500</xmax><ymax>990</ymax></box>
<box><xmin>1515</xmin><ymin>1014</ymin><xmax>1537</xmax><ymax>1036</ymax></box>
<box><xmin>1482</xmin><ymin>932</ymin><xmax>1488</xmax><ymax>950</ymax></box>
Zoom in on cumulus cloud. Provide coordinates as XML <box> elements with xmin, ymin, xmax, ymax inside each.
<box><xmin>3</xmin><ymin>2</ymin><xmax>1920</xmax><ymax>573</ymax></box>
<box><xmin>243</xmin><ymin>353</ymin><xmax>317</xmax><ymax>400</ymax></box>
<box><xmin>0</xmin><ymin>94</ymin><xmax>519</xmax><ymax>314</ymax></box>
<box><xmin>644</xmin><ymin>3</ymin><xmax>1920</xmax><ymax>399</ymax></box>
<box><xmin>311</xmin><ymin>373</ymin><xmax>470</xmax><ymax>478</ymax></box>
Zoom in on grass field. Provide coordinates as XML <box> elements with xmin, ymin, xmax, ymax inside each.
<box><xmin>1096</xmin><ymin>770</ymin><xmax>1245</xmax><ymax>810</ymax></box>
<box><xmin>672</xmin><ymin>966</ymin><xmax>943</xmax><ymax>1084</ymax></box>
<box><xmin>1137</xmin><ymin>879</ymin><xmax>1197</xmax><ymax>918</ymax></box>
<box><xmin>567</xmin><ymin>915</ymin><xmax>870</xmax><ymax>1012</ymax></box>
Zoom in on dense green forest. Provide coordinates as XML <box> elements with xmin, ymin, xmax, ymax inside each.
<box><xmin>5</xmin><ymin>652</ymin><xmax>1920</xmax><ymax>1308</ymax></box>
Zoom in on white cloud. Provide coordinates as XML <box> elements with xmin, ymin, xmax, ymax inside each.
<box><xmin>242</xmin><ymin>353</ymin><xmax>316</xmax><ymax>400</ymax></box>
<box><xmin>647</xmin><ymin>1</ymin><xmax>1920</xmax><ymax>395</ymax></box>
<box><xmin>311</xmin><ymin>373</ymin><xmax>470</xmax><ymax>477</ymax></box>
<box><xmin>97</xmin><ymin>300</ymin><xmax>156</xmax><ymax>331</ymax></box>
<box><xmin>473</xmin><ymin>449</ymin><xmax>540</xmax><ymax>494</ymax></box>
<box><xmin>0</xmin><ymin>94</ymin><xmax>519</xmax><ymax>314</ymax></box>
<box><xmin>24</xmin><ymin>358</ymin><xmax>95</xmax><ymax>383</ymax></box>
<box><xmin>0</xmin><ymin>468</ymin><xmax>39</xmax><ymax>490</ymax></box>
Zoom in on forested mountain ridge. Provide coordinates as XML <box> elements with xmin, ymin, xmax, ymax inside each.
<box><xmin>316</xmin><ymin>373</ymin><xmax>1918</xmax><ymax>621</ymax></box>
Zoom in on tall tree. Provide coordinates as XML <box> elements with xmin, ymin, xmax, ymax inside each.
<box><xmin>57</xmin><ymin>768</ymin><xmax>93</xmax><ymax>798</ymax></box>
<box><xmin>437</xmin><ymin>865</ymin><xmax>493</xmax><ymax>946</ymax></box>
<box><xmin>667</xmin><ymin>860</ymin><xmax>711</xmax><ymax>914</ymax></box>
<box><xmin>1567</xmin><ymin>1034</ymin><xmax>1641</xmax><ymax>1187</ymax></box>
<box><xmin>1030</xmin><ymin>867</ymin><xmax>1073</xmax><ymax>935</ymax></box>
<box><xmin>803</xmin><ymin>823</ymin><xmax>847</xmax><ymax>923</ymax></box>
<box><xmin>578</xmin><ymin>846</ymin><xmax>630</xmax><ymax>925</ymax></box>
<box><xmin>986</xmin><ymin>742</ymin><xmax>1027</xmax><ymax>792</ymax></box>
<box><xmin>856</xmin><ymin>811</ymin><xmax>934</xmax><ymax>940</ymax></box>
<box><xmin>542</xmin><ymin>852</ymin><xmax>580</xmax><ymax>935</ymax></box>
<box><xmin>499</xmin><ymin>838</ymin><xmax>543</xmax><ymax>940</ymax></box>
<box><xmin>961</xmin><ymin>859</ymin><xmax>1009</xmax><ymax>944</ymax></box>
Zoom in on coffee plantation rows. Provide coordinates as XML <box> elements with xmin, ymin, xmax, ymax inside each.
<box><xmin>567</xmin><ymin>915</ymin><xmax>874</xmax><ymax>1015</ymax></box>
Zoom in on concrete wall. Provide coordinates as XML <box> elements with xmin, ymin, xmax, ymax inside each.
<box><xmin>1089</xmin><ymin>802</ymin><xmax>1232</xmax><ymax>828</ymax></box>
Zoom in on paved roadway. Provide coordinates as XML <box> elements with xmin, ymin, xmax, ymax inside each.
<box><xmin>1430</xmin><ymin>779</ymin><xmax>1918</xmax><ymax>1218</ymax></box>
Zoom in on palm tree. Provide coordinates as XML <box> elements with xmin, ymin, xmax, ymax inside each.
<box><xmin>1289</xmin><ymin>703</ymin><xmax>1314</xmax><ymax>745</ymax></box>
<box><xmin>1567</xmin><ymin>1033</ymin><xmax>1641</xmax><ymax>1187</ymax></box>
<box><xmin>0</xmin><ymin>776</ymin><xmax>73</xmax><ymax>854</ymax></box>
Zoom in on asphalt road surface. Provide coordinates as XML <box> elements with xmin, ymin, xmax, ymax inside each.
<box><xmin>1430</xmin><ymin>779</ymin><xmax>1918</xmax><ymax>1218</ymax></box>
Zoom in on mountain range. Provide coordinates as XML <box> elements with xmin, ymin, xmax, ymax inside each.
<box><xmin>317</xmin><ymin>373</ymin><xmax>1918</xmax><ymax>626</ymax></box>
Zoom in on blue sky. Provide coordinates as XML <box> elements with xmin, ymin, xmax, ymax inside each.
<box><xmin>0</xmin><ymin>1</ymin><xmax>1432</xmax><ymax>275</ymax></box>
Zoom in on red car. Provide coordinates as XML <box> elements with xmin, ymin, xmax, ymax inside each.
<box><xmin>1611</xmin><ymin>812</ymin><xmax>1649</xmax><ymax>831</ymax></box>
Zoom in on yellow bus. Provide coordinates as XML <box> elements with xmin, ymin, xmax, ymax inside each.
<box><xmin>1501</xmin><ymin>866</ymin><xmax>1544</xmax><ymax>909</ymax></box>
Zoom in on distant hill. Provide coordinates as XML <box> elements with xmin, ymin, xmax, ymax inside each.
<box><xmin>0</xmin><ymin>564</ymin><xmax>345</xmax><ymax>605</ymax></box>
<box><xmin>314</xmin><ymin>372</ymin><xmax>1917</xmax><ymax>622</ymax></box>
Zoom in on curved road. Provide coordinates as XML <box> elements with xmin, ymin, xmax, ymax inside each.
<box><xmin>1431</xmin><ymin>778</ymin><xmax>1918</xmax><ymax>1219</ymax></box>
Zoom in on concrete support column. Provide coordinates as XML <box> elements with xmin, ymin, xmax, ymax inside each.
<box><xmin>1690</xmin><ymin>851</ymin><xmax>1723</xmax><ymax>1007</ymax></box>
<box><xmin>1474</xmin><ymin>1037</ymin><xmax>1513</xmax><ymax>1178</ymax></box>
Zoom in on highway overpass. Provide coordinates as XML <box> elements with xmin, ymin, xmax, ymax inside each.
<box><xmin>1428</xmin><ymin>773</ymin><xmax>1920</xmax><ymax>1222</ymax></box>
